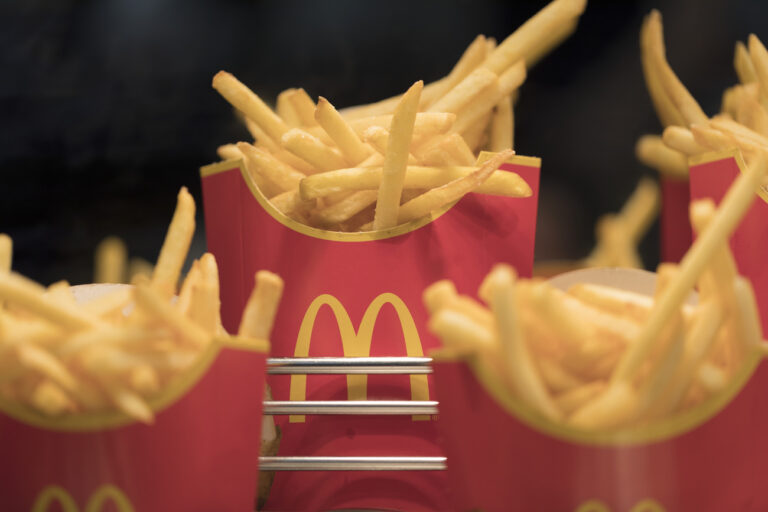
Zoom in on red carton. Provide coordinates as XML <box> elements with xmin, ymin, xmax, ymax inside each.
<box><xmin>432</xmin><ymin>268</ymin><xmax>768</xmax><ymax>512</ymax></box>
<box><xmin>660</xmin><ymin>176</ymin><xmax>692</xmax><ymax>263</ymax></box>
<box><xmin>0</xmin><ymin>336</ymin><xmax>268</xmax><ymax>512</ymax></box>
<box><xmin>200</xmin><ymin>155</ymin><xmax>540</xmax><ymax>511</ymax></box>
<box><xmin>689</xmin><ymin>149</ymin><xmax>768</xmax><ymax>332</ymax></box>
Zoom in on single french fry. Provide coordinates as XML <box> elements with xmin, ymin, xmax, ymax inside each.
<box><xmin>428</xmin><ymin>308</ymin><xmax>496</xmax><ymax>353</ymax></box>
<box><xmin>697</xmin><ymin>362</ymin><xmax>727</xmax><ymax>394</ymax></box>
<box><xmin>662</xmin><ymin>126</ymin><xmax>708</xmax><ymax>155</ymax></box>
<box><xmin>737</xmin><ymin>95</ymin><xmax>768</xmax><ymax>137</ymax></box>
<box><xmin>709</xmin><ymin>116</ymin><xmax>768</xmax><ymax>149</ymax></box>
<box><xmin>453</xmin><ymin>62</ymin><xmax>526</xmax><ymax>135</ymax></box>
<box><xmin>0</xmin><ymin>234</ymin><xmax>11</xmax><ymax>273</ymax></box>
<box><xmin>129</xmin><ymin>365</ymin><xmax>160</xmax><ymax>395</ymax></box>
<box><xmin>361</xmin><ymin>126</ymin><xmax>418</xmax><ymax>164</ymax></box>
<box><xmin>315</xmin><ymin>97</ymin><xmax>372</xmax><ymax>165</ymax></box>
<box><xmin>483</xmin><ymin>0</ymin><xmax>587</xmax><ymax>75</ymax></box>
<box><xmin>461</xmin><ymin>112</ymin><xmax>491</xmax><ymax>152</ymax></box>
<box><xmin>537</xmin><ymin>357</ymin><xmax>586</xmax><ymax>394</ymax></box>
<box><xmin>106</xmin><ymin>383</ymin><xmax>154</xmax><ymax>423</ymax></box>
<box><xmin>128</xmin><ymin>258</ymin><xmax>154</xmax><ymax>283</ymax></box>
<box><xmin>281</xmin><ymin>128</ymin><xmax>349</xmax><ymax>172</ymax></box>
<box><xmin>276</xmin><ymin>88</ymin><xmax>302</xmax><ymax>127</ymax></box>
<box><xmin>134</xmin><ymin>283</ymin><xmax>210</xmax><ymax>349</ymax></box>
<box><xmin>478</xmin><ymin>263</ymin><xmax>517</xmax><ymax>304</ymax></box>
<box><xmin>217</xmin><ymin>144</ymin><xmax>242</xmax><ymax>162</ymax></box>
<box><xmin>428</xmin><ymin>67</ymin><xmax>498</xmax><ymax>114</ymax></box>
<box><xmin>311</xmin><ymin>190</ymin><xmax>378</xmax><ymax>226</ymax></box>
<box><xmin>345</xmin><ymin>113</ymin><xmax>456</xmax><ymax>140</ymax></box>
<box><xmin>569</xmin><ymin>380</ymin><xmax>638</xmax><ymax>430</ymax></box>
<box><xmin>212</xmin><ymin>71</ymin><xmax>288</xmax><ymax>142</ymax></box>
<box><xmin>420</xmin><ymin>133</ymin><xmax>478</xmax><ymax>166</ymax></box>
<box><xmin>691</xmin><ymin>124</ymin><xmax>737</xmax><ymax>152</ymax></box>
<box><xmin>30</xmin><ymin>379</ymin><xmax>76</xmax><ymax>415</ymax></box>
<box><xmin>489</xmin><ymin>265</ymin><xmax>561</xmax><ymax>421</ymax></box>
<box><xmin>556</xmin><ymin>381</ymin><xmax>606</xmax><ymax>416</ymax></box>
<box><xmin>268</xmin><ymin>190</ymin><xmax>314</xmax><ymax>221</ymax></box>
<box><xmin>733</xmin><ymin>276</ymin><xmax>764</xmax><ymax>349</ymax></box>
<box><xmin>489</xmin><ymin>95</ymin><xmax>514</xmax><ymax>152</ymax></box>
<box><xmin>94</xmin><ymin>237</ymin><xmax>127</xmax><ymax>284</ymax></box>
<box><xmin>567</xmin><ymin>283</ymin><xmax>653</xmax><ymax>323</ymax></box>
<box><xmin>635</xmin><ymin>134</ymin><xmax>689</xmax><ymax>178</ymax></box>
<box><xmin>645</xmin><ymin>11</ymin><xmax>708</xmax><ymax>126</ymax></box>
<box><xmin>151</xmin><ymin>187</ymin><xmax>195</xmax><ymax>297</ymax></box>
<box><xmin>640</xmin><ymin>12</ymin><xmax>686</xmax><ymax>127</ymax></box>
<box><xmin>238</xmin><ymin>270</ymin><xmax>284</xmax><ymax>340</ymax></box>
<box><xmin>187</xmin><ymin>253</ymin><xmax>221</xmax><ymax>334</ymax></box>
<box><xmin>237</xmin><ymin>142</ymin><xmax>306</xmax><ymax>193</ymax></box>
<box><xmin>423</xmin><ymin>280</ymin><xmax>458</xmax><ymax>313</ymax></box>
<box><xmin>735</xmin><ymin>41</ymin><xmax>758</xmax><ymax>85</ymax></box>
<box><xmin>526</xmin><ymin>17</ymin><xmax>578</xmax><ymax>68</ymax></box>
<box><xmin>749</xmin><ymin>34</ymin><xmax>768</xmax><ymax>103</ymax></box>
<box><xmin>373</xmin><ymin>81</ymin><xmax>423</xmax><ymax>230</ymax></box>
<box><xmin>286</xmin><ymin>88</ymin><xmax>319</xmax><ymax>127</ymax></box>
<box><xmin>396</xmin><ymin>149</ymin><xmax>515</xmax><ymax>224</ymax></box>
<box><xmin>618</xmin><ymin>177</ymin><xmax>660</xmax><ymax>244</ymax></box>
<box><xmin>612</xmin><ymin>154</ymin><xmax>767</xmax><ymax>384</ymax></box>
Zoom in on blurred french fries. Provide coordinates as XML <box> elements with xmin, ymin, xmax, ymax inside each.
<box><xmin>0</xmin><ymin>188</ymin><xmax>284</xmax><ymax>425</ymax></box>
<box><xmin>212</xmin><ymin>0</ymin><xmax>588</xmax><ymax>232</ymax></box>
<box><xmin>427</xmin><ymin>154</ymin><xmax>766</xmax><ymax>432</ymax></box>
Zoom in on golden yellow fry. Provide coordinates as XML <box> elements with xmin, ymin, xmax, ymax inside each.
<box><xmin>422</xmin><ymin>280</ymin><xmax>493</xmax><ymax>328</ymax></box>
<box><xmin>397</xmin><ymin>149</ymin><xmax>515</xmax><ymax>224</ymax></box>
<box><xmin>421</xmin><ymin>35</ymin><xmax>489</xmax><ymax>109</ymax></box>
<box><xmin>237</xmin><ymin>142</ymin><xmax>306</xmax><ymax>192</ymax></box>
<box><xmin>419</xmin><ymin>133</ymin><xmax>478</xmax><ymax>166</ymax></box>
<box><xmin>361</xmin><ymin>126</ymin><xmax>418</xmax><ymax>164</ymax></box>
<box><xmin>129</xmin><ymin>258</ymin><xmax>154</xmax><ymax>283</ymax></box>
<box><xmin>689</xmin><ymin>199</ymin><xmax>738</xmax><ymax>307</ymax></box>
<box><xmin>733</xmin><ymin>276</ymin><xmax>764</xmax><ymax>349</ymax></box>
<box><xmin>737</xmin><ymin>95</ymin><xmax>768</xmax><ymax>137</ymax></box>
<box><xmin>617</xmin><ymin>177</ymin><xmax>660</xmax><ymax>244</ymax></box>
<box><xmin>423</xmin><ymin>280</ymin><xmax>458</xmax><ymax>314</ymax></box>
<box><xmin>57</xmin><ymin>326</ymin><xmax>164</xmax><ymax>358</ymax></box>
<box><xmin>526</xmin><ymin>17</ymin><xmax>578</xmax><ymax>68</ymax></box>
<box><xmin>453</xmin><ymin>62</ymin><xmax>526</xmax><ymax>134</ymax></box>
<box><xmin>556</xmin><ymin>381</ymin><xmax>606</xmax><ymax>416</ymax></box>
<box><xmin>735</xmin><ymin>41</ymin><xmax>758</xmax><ymax>85</ymax></box>
<box><xmin>690</xmin><ymin>124</ymin><xmax>737</xmax><ymax>152</ymax></box>
<box><xmin>696</xmin><ymin>362</ymin><xmax>727</xmax><ymax>394</ymax></box>
<box><xmin>478</xmin><ymin>263</ymin><xmax>516</xmax><ymax>304</ymax></box>
<box><xmin>217</xmin><ymin>144</ymin><xmax>242</xmax><ymax>161</ymax></box>
<box><xmin>238</xmin><ymin>270</ymin><xmax>284</xmax><ymax>340</ymax></box>
<box><xmin>428</xmin><ymin>67</ymin><xmax>498</xmax><ymax>114</ymax></box>
<box><xmin>483</xmin><ymin>0</ymin><xmax>587</xmax><ymax>75</ymax></box>
<box><xmin>373</xmin><ymin>81</ymin><xmax>423</xmax><ymax>230</ymax></box>
<box><xmin>428</xmin><ymin>308</ymin><xmax>496</xmax><ymax>353</ymax></box>
<box><xmin>134</xmin><ymin>283</ymin><xmax>210</xmax><ymax>349</ymax></box>
<box><xmin>212</xmin><ymin>71</ymin><xmax>288</xmax><ymax>142</ymax></box>
<box><xmin>17</xmin><ymin>344</ymin><xmax>78</xmax><ymax>393</ymax></box>
<box><xmin>461</xmin><ymin>112</ymin><xmax>491</xmax><ymax>152</ymax></box>
<box><xmin>635</xmin><ymin>134</ymin><xmax>689</xmax><ymax>179</ymax></box>
<box><xmin>310</xmin><ymin>190</ymin><xmax>378</xmax><ymax>226</ymax></box>
<box><xmin>151</xmin><ymin>187</ymin><xmax>195</xmax><ymax>297</ymax></box>
<box><xmin>287</xmin><ymin>88</ymin><xmax>319</xmax><ymax>127</ymax></box>
<box><xmin>489</xmin><ymin>265</ymin><xmax>561</xmax><ymax>421</ymax></box>
<box><xmin>709</xmin><ymin>116</ymin><xmax>768</xmax><ymax>148</ymax></box>
<box><xmin>94</xmin><ymin>236</ymin><xmax>127</xmax><ymax>284</ymax></box>
<box><xmin>0</xmin><ymin>272</ymin><xmax>103</xmax><ymax>330</ymax></box>
<box><xmin>276</xmin><ymin>88</ymin><xmax>302</xmax><ymax>127</ymax></box>
<box><xmin>188</xmin><ymin>253</ymin><xmax>221</xmax><ymax>334</ymax></box>
<box><xmin>246</xmin><ymin>119</ymin><xmax>316</xmax><ymax>173</ymax></box>
<box><xmin>345</xmin><ymin>113</ymin><xmax>456</xmax><ymax>140</ymax></box>
<box><xmin>662</xmin><ymin>126</ymin><xmax>708</xmax><ymax>155</ymax></box>
<box><xmin>566</xmin><ymin>283</ymin><xmax>653</xmax><ymax>323</ymax></box>
<box><xmin>268</xmin><ymin>190</ymin><xmax>314</xmax><ymax>221</ymax></box>
<box><xmin>31</xmin><ymin>380</ymin><xmax>75</xmax><ymax>416</ymax></box>
<box><xmin>107</xmin><ymin>384</ymin><xmax>154</xmax><ymax>424</ymax></box>
<box><xmin>645</xmin><ymin>11</ymin><xmax>708</xmax><ymax>126</ymax></box>
<box><xmin>569</xmin><ymin>381</ymin><xmax>638</xmax><ymax>430</ymax></box>
<box><xmin>129</xmin><ymin>365</ymin><xmax>160</xmax><ymax>395</ymax></box>
<box><xmin>612</xmin><ymin>155</ymin><xmax>767</xmax><ymax>384</ymax></box>
<box><xmin>640</xmin><ymin>12</ymin><xmax>686</xmax><ymax>127</ymax></box>
<box><xmin>281</xmin><ymin>128</ymin><xmax>349</xmax><ymax>172</ymax></box>
<box><xmin>749</xmin><ymin>34</ymin><xmax>768</xmax><ymax>102</ymax></box>
<box><xmin>175</xmin><ymin>260</ymin><xmax>201</xmax><ymax>317</ymax></box>
<box><xmin>489</xmin><ymin>95</ymin><xmax>514</xmax><ymax>152</ymax></box>
<box><xmin>536</xmin><ymin>357</ymin><xmax>586</xmax><ymax>394</ymax></box>
<box><xmin>0</xmin><ymin>234</ymin><xmax>11</xmax><ymax>273</ymax></box>
<box><xmin>315</xmin><ymin>97</ymin><xmax>372</xmax><ymax>165</ymax></box>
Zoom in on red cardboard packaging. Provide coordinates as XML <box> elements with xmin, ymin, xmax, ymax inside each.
<box><xmin>660</xmin><ymin>177</ymin><xmax>692</xmax><ymax>263</ymax></box>
<box><xmin>200</xmin><ymin>155</ymin><xmax>540</xmax><ymax>511</ymax></box>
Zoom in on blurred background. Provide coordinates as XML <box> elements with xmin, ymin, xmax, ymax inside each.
<box><xmin>1</xmin><ymin>0</ymin><xmax>766</xmax><ymax>284</ymax></box>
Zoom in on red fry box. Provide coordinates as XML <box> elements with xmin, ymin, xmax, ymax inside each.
<box><xmin>689</xmin><ymin>149</ymin><xmax>768</xmax><ymax>332</ymax></box>
<box><xmin>432</xmin><ymin>269</ymin><xmax>768</xmax><ymax>512</ymax></box>
<box><xmin>200</xmin><ymin>155</ymin><xmax>540</xmax><ymax>512</ymax></box>
<box><xmin>660</xmin><ymin>176</ymin><xmax>692</xmax><ymax>263</ymax></box>
<box><xmin>0</xmin><ymin>336</ymin><xmax>268</xmax><ymax>512</ymax></box>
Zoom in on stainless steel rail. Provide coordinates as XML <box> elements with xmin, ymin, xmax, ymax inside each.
<box><xmin>263</xmin><ymin>400</ymin><xmax>438</xmax><ymax>416</ymax></box>
<box><xmin>259</xmin><ymin>456</ymin><xmax>446</xmax><ymax>471</ymax></box>
<box><xmin>266</xmin><ymin>356</ymin><xmax>433</xmax><ymax>375</ymax></box>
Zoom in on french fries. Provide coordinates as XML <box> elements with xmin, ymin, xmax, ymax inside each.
<box><xmin>212</xmin><ymin>0</ymin><xmax>587</xmax><ymax>232</ymax></box>
<box><xmin>0</xmin><ymin>188</ymin><xmax>284</xmax><ymax>424</ymax></box>
<box><xmin>427</xmin><ymin>155</ymin><xmax>766</xmax><ymax>432</ymax></box>
<box><xmin>636</xmin><ymin>10</ymin><xmax>768</xmax><ymax>182</ymax></box>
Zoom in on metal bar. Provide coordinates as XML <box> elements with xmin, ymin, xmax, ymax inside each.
<box><xmin>267</xmin><ymin>357</ymin><xmax>433</xmax><ymax>375</ymax></box>
<box><xmin>259</xmin><ymin>456</ymin><xmax>447</xmax><ymax>471</ymax></box>
<box><xmin>263</xmin><ymin>400</ymin><xmax>438</xmax><ymax>415</ymax></box>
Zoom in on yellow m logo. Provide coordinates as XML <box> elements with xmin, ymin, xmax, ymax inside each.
<box><xmin>32</xmin><ymin>484</ymin><xmax>134</xmax><ymax>512</ymax></box>
<box><xmin>289</xmin><ymin>293</ymin><xmax>429</xmax><ymax>422</ymax></box>
<box><xmin>575</xmin><ymin>499</ymin><xmax>666</xmax><ymax>512</ymax></box>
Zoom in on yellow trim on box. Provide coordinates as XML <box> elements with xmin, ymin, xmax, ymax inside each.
<box><xmin>688</xmin><ymin>148</ymin><xmax>768</xmax><ymax>203</ymax></box>
<box><xmin>200</xmin><ymin>153</ymin><xmax>538</xmax><ymax>242</ymax></box>
<box><xmin>0</xmin><ymin>335</ymin><xmax>268</xmax><ymax>432</ymax></box>
<box><xmin>477</xmin><ymin>151</ymin><xmax>541</xmax><ymax>168</ymax></box>
<box><xmin>440</xmin><ymin>347</ymin><xmax>763</xmax><ymax>446</ymax></box>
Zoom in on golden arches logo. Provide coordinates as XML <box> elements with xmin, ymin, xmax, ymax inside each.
<box><xmin>289</xmin><ymin>293</ymin><xmax>429</xmax><ymax>422</ymax></box>
<box><xmin>575</xmin><ymin>499</ymin><xmax>665</xmax><ymax>512</ymax></box>
<box><xmin>32</xmin><ymin>484</ymin><xmax>134</xmax><ymax>512</ymax></box>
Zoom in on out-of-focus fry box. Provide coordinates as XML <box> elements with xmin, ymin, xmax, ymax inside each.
<box><xmin>690</xmin><ymin>149</ymin><xmax>768</xmax><ymax>332</ymax></box>
<box><xmin>432</xmin><ymin>268</ymin><xmax>768</xmax><ymax>512</ymax></box>
<box><xmin>660</xmin><ymin>176</ymin><xmax>692</xmax><ymax>263</ymax></box>
<box><xmin>201</xmin><ymin>155</ymin><xmax>540</xmax><ymax>511</ymax></box>
<box><xmin>0</xmin><ymin>285</ymin><xmax>268</xmax><ymax>512</ymax></box>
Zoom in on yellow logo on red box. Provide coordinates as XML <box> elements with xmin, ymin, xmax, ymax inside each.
<box><xmin>289</xmin><ymin>293</ymin><xmax>429</xmax><ymax>422</ymax></box>
<box><xmin>575</xmin><ymin>498</ymin><xmax>665</xmax><ymax>512</ymax></box>
<box><xmin>32</xmin><ymin>484</ymin><xmax>134</xmax><ymax>512</ymax></box>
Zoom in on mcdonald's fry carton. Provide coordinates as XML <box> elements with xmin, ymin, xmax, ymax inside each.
<box><xmin>689</xmin><ymin>149</ymin><xmax>768</xmax><ymax>332</ymax></box>
<box><xmin>660</xmin><ymin>176</ymin><xmax>692</xmax><ymax>263</ymax></box>
<box><xmin>0</xmin><ymin>287</ymin><xmax>269</xmax><ymax>512</ymax></box>
<box><xmin>432</xmin><ymin>268</ymin><xmax>768</xmax><ymax>512</ymax></box>
<box><xmin>200</xmin><ymin>155</ymin><xmax>540</xmax><ymax>511</ymax></box>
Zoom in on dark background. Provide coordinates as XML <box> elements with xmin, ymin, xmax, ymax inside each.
<box><xmin>1</xmin><ymin>0</ymin><xmax>765</xmax><ymax>285</ymax></box>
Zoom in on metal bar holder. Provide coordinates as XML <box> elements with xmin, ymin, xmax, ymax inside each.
<box><xmin>261</xmin><ymin>357</ymin><xmax>446</xmax><ymax>472</ymax></box>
